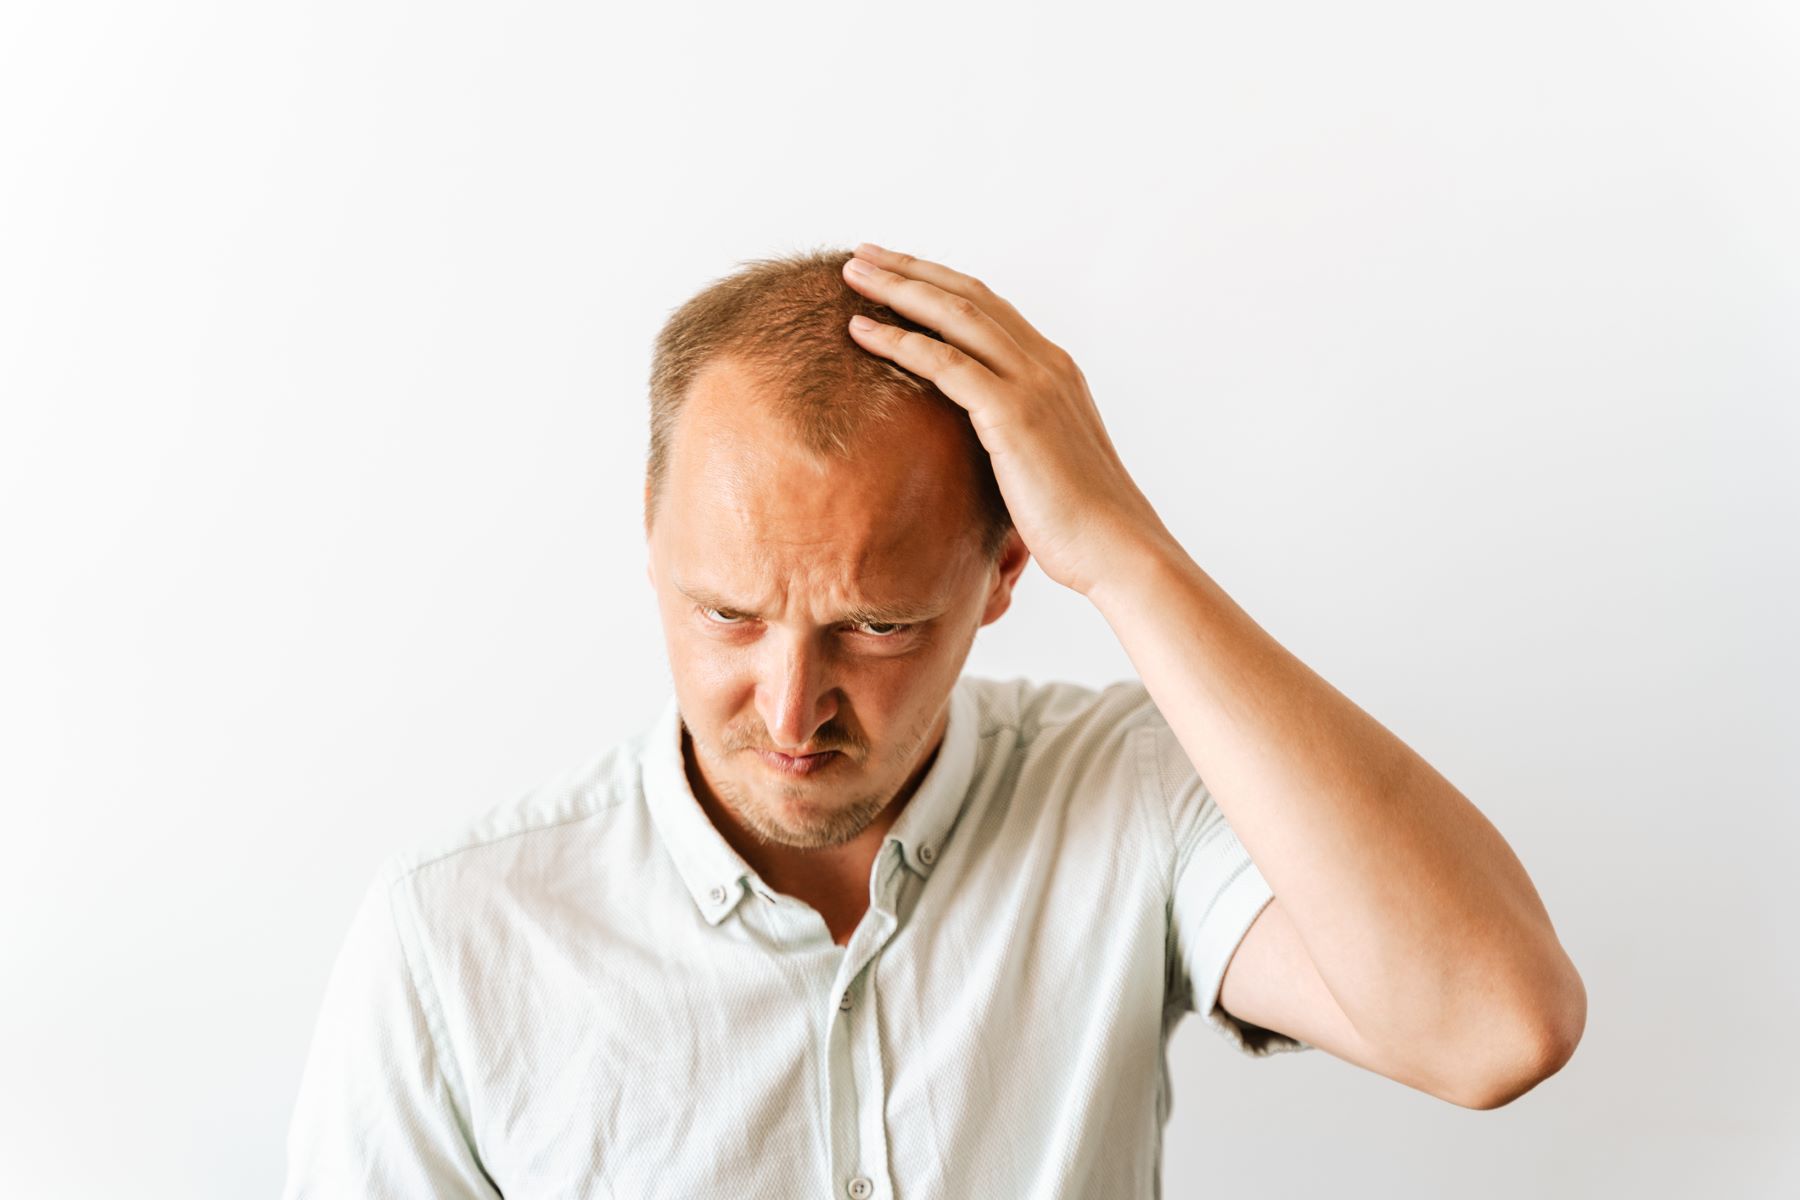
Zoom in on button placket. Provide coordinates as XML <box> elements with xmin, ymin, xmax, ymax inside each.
<box><xmin>824</xmin><ymin>846</ymin><xmax>903</xmax><ymax>1200</ymax></box>
<box><xmin>848</xmin><ymin>953</ymin><xmax>893</xmax><ymax>1200</ymax></box>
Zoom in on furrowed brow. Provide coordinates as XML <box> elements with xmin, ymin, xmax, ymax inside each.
<box><xmin>674</xmin><ymin>581</ymin><xmax>940</xmax><ymax>625</ymax></box>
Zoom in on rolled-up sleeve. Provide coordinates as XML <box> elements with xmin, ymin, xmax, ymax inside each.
<box><xmin>282</xmin><ymin>861</ymin><xmax>501</xmax><ymax>1199</ymax></box>
<box><xmin>1138</xmin><ymin>706</ymin><xmax>1315</xmax><ymax>1058</ymax></box>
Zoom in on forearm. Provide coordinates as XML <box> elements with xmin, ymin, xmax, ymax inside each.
<box><xmin>1089</xmin><ymin>531</ymin><xmax>1583</xmax><ymax>1070</ymax></box>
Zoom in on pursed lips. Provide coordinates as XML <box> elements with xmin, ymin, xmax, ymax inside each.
<box><xmin>755</xmin><ymin>748</ymin><xmax>843</xmax><ymax>776</ymax></box>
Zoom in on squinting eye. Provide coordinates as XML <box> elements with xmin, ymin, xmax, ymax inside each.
<box><xmin>699</xmin><ymin>606</ymin><xmax>744</xmax><ymax>625</ymax></box>
<box><xmin>856</xmin><ymin>622</ymin><xmax>908</xmax><ymax>637</ymax></box>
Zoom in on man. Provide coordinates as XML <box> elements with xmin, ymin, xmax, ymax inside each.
<box><xmin>283</xmin><ymin>244</ymin><xmax>1586</xmax><ymax>1198</ymax></box>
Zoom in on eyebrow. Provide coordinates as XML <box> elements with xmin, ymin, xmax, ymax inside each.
<box><xmin>673</xmin><ymin>581</ymin><xmax>943</xmax><ymax>626</ymax></box>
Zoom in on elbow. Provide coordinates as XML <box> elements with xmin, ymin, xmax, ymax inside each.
<box><xmin>1455</xmin><ymin>1022</ymin><xmax>1582</xmax><ymax>1111</ymax></box>
<box><xmin>1452</xmin><ymin>960</ymin><xmax>1588</xmax><ymax>1111</ymax></box>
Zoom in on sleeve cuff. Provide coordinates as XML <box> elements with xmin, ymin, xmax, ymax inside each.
<box><xmin>1187</xmin><ymin>855</ymin><xmax>1315</xmax><ymax>1058</ymax></box>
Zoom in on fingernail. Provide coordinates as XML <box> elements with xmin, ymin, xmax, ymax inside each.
<box><xmin>850</xmin><ymin>315</ymin><xmax>875</xmax><ymax>331</ymax></box>
<box><xmin>845</xmin><ymin>257</ymin><xmax>874</xmax><ymax>277</ymax></box>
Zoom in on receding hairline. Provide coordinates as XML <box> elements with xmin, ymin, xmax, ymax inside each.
<box><xmin>654</xmin><ymin>353</ymin><xmax>992</xmax><ymax>540</ymax></box>
<box><xmin>675</xmin><ymin>351</ymin><xmax>926</xmax><ymax>464</ymax></box>
<box><xmin>642</xmin><ymin>245</ymin><xmax>1013</xmax><ymax>560</ymax></box>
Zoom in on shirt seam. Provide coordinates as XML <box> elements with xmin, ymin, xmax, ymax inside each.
<box><xmin>1130</xmin><ymin>715</ymin><xmax>1179</xmax><ymax>909</ymax></box>
<box><xmin>380</xmin><ymin>868</ymin><xmax>493</xmax><ymax>1185</ymax></box>
<box><xmin>1132</xmin><ymin>708</ymin><xmax>1198</xmax><ymax>1019</ymax></box>
<box><xmin>392</xmin><ymin>790</ymin><xmax>633</xmax><ymax>882</ymax></box>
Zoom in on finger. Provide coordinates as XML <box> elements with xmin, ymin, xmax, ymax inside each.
<box><xmin>843</xmin><ymin>257</ymin><xmax>1032</xmax><ymax>380</ymax></box>
<box><xmin>852</xmin><ymin>243</ymin><xmax>1058</xmax><ymax>359</ymax></box>
<box><xmin>846</xmin><ymin>315</ymin><xmax>999</xmax><ymax>417</ymax></box>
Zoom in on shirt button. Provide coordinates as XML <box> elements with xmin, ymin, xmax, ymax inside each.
<box><xmin>847</xmin><ymin>1177</ymin><xmax>874</xmax><ymax>1199</ymax></box>
<box><xmin>707</xmin><ymin>884</ymin><xmax>727</xmax><ymax>905</ymax></box>
<box><xmin>917</xmin><ymin>843</ymin><xmax>937</xmax><ymax>866</ymax></box>
<box><xmin>839</xmin><ymin>990</ymin><xmax>853</xmax><ymax>1011</ymax></box>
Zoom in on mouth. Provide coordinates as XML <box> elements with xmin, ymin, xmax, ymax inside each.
<box><xmin>754</xmin><ymin>749</ymin><xmax>843</xmax><ymax>777</ymax></box>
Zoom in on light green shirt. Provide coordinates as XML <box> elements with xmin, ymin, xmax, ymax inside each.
<box><xmin>283</xmin><ymin>674</ymin><xmax>1312</xmax><ymax>1199</ymax></box>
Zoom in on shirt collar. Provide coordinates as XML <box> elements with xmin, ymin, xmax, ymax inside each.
<box><xmin>640</xmin><ymin>676</ymin><xmax>982</xmax><ymax>925</ymax></box>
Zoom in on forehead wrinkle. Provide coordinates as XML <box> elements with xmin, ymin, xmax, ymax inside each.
<box><xmin>668</xmin><ymin>472</ymin><xmax>973</xmax><ymax>627</ymax></box>
<box><xmin>676</xmin><ymin>377</ymin><xmax>973</xmax><ymax>558</ymax></box>
<box><xmin>711</xmin><ymin>479</ymin><xmax>918</xmax><ymax>578</ymax></box>
<box><xmin>673</xmin><ymin>548</ymin><xmax>952</xmax><ymax>626</ymax></box>
<box><xmin>674</xmin><ymin>582</ymin><xmax>945</xmax><ymax>627</ymax></box>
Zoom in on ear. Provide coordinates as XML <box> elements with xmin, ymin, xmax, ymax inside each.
<box><xmin>643</xmin><ymin>481</ymin><xmax>657</xmax><ymax>589</ymax></box>
<box><xmin>977</xmin><ymin>529</ymin><xmax>1031</xmax><ymax>627</ymax></box>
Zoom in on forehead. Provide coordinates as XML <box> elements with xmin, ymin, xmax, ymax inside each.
<box><xmin>657</xmin><ymin>358</ymin><xmax>982</xmax><ymax>606</ymax></box>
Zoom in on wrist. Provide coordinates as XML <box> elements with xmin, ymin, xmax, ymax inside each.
<box><xmin>1083</xmin><ymin>523</ymin><xmax>1195</xmax><ymax>612</ymax></box>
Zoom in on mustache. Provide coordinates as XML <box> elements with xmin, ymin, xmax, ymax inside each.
<box><xmin>723</xmin><ymin>720</ymin><xmax>869</xmax><ymax>756</ymax></box>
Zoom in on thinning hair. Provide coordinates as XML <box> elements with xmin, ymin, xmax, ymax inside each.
<box><xmin>644</xmin><ymin>245</ymin><xmax>1013</xmax><ymax>560</ymax></box>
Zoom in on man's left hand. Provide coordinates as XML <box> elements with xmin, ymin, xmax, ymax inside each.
<box><xmin>841</xmin><ymin>242</ymin><xmax>1172</xmax><ymax>597</ymax></box>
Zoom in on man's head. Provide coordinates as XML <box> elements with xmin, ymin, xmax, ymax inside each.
<box><xmin>643</xmin><ymin>247</ymin><xmax>1028</xmax><ymax>850</ymax></box>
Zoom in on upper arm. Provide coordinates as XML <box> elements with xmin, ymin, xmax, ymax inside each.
<box><xmin>1150</xmin><ymin>701</ymin><xmax>1369</xmax><ymax>1072</ymax></box>
<box><xmin>1216</xmin><ymin>895</ymin><xmax>1381</xmax><ymax>1071</ymax></box>
<box><xmin>1150</xmin><ymin>705</ymin><xmax>1317</xmax><ymax>1060</ymax></box>
<box><xmin>282</xmin><ymin>869</ymin><xmax>502</xmax><ymax>1199</ymax></box>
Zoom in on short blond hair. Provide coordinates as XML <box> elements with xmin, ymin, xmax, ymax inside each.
<box><xmin>644</xmin><ymin>245</ymin><xmax>1012</xmax><ymax>560</ymax></box>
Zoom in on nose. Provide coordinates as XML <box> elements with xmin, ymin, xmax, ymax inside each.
<box><xmin>756</xmin><ymin>632</ymin><xmax>839</xmax><ymax>752</ymax></box>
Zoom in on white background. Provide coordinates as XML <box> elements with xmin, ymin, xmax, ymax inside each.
<box><xmin>3</xmin><ymin>1</ymin><xmax>1795</xmax><ymax>1196</ymax></box>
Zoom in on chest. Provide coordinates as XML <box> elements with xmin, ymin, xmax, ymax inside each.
<box><xmin>438</xmin><ymin>833</ymin><xmax>1170</xmax><ymax>1197</ymax></box>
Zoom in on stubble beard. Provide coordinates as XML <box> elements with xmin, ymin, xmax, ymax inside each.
<box><xmin>699</xmin><ymin>700</ymin><xmax>945</xmax><ymax>851</ymax></box>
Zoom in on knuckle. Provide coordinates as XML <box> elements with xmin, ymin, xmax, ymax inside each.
<box><xmin>1026</xmin><ymin>363</ymin><xmax>1061</xmax><ymax>395</ymax></box>
<box><xmin>946</xmin><ymin>294</ymin><xmax>982</xmax><ymax>322</ymax></box>
<box><xmin>930</xmin><ymin>339</ymin><xmax>965</xmax><ymax>370</ymax></box>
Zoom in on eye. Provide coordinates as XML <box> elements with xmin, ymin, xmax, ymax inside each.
<box><xmin>698</xmin><ymin>606</ymin><xmax>746</xmax><ymax>625</ymax></box>
<box><xmin>854</xmin><ymin>621</ymin><xmax>909</xmax><ymax>638</ymax></box>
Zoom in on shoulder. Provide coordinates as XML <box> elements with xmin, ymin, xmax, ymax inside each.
<box><xmin>957</xmin><ymin>675</ymin><xmax>1173</xmax><ymax>892</ymax></box>
<box><xmin>960</xmin><ymin>673</ymin><xmax>1163</xmax><ymax>757</ymax></box>
<box><xmin>374</xmin><ymin>727</ymin><xmax>654</xmax><ymax>894</ymax></box>
<box><xmin>958</xmin><ymin>675</ymin><xmax>1169</xmax><ymax>812</ymax></box>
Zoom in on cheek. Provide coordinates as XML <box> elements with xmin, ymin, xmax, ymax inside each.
<box><xmin>656</xmin><ymin>624</ymin><xmax>741</xmax><ymax>727</ymax></box>
<box><xmin>667</xmin><ymin>644</ymin><xmax>751</xmax><ymax>722</ymax></box>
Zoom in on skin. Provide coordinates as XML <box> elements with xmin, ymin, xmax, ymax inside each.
<box><xmin>644</xmin><ymin>356</ymin><xmax>1029</xmax><ymax>942</ymax></box>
